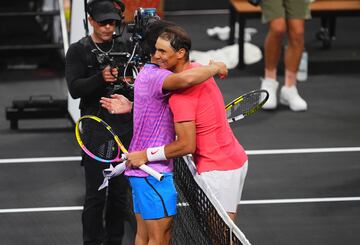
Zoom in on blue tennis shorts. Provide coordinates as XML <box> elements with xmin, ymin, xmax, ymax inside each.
<box><xmin>128</xmin><ymin>172</ymin><xmax>177</xmax><ymax>220</ymax></box>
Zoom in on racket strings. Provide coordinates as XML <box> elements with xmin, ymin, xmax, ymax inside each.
<box><xmin>79</xmin><ymin>118</ymin><xmax>119</xmax><ymax>161</ymax></box>
<box><xmin>246</xmin><ymin>92</ymin><xmax>263</xmax><ymax>115</ymax></box>
<box><xmin>228</xmin><ymin>92</ymin><xmax>262</xmax><ymax>118</ymax></box>
<box><xmin>104</xmin><ymin>139</ymin><xmax>117</xmax><ymax>159</ymax></box>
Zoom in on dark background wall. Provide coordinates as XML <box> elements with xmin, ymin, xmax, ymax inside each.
<box><xmin>163</xmin><ymin>0</ymin><xmax>228</xmax><ymax>11</ymax></box>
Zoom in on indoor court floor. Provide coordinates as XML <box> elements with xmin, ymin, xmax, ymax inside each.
<box><xmin>0</xmin><ymin>12</ymin><xmax>359</xmax><ymax>245</ymax></box>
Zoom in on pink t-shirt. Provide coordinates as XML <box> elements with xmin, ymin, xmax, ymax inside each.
<box><xmin>169</xmin><ymin>63</ymin><xmax>248</xmax><ymax>174</ymax></box>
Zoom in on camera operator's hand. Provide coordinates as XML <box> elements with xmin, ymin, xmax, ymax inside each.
<box><xmin>102</xmin><ymin>66</ymin><xmax>118</xmax><ymax>83</ymax></box>
<box><xmin>209</xmin><ymin>60</ymin><xmax>228</xmax><ymax>79</ymax></box>
<box><xmin>100</xmin><ymin>94</ymin><xmax>133</xmax><ymax>114</ymax></box>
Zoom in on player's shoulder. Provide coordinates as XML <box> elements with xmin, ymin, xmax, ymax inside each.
<box><xmin>145</xmin><ymin>64</ymin><xmax>172</xmax><ymax>78</ymax></box>
<box><xmin>189</xmin><ymin>62</ymin><xmax>202</xmax><ymax>68</ymax></box>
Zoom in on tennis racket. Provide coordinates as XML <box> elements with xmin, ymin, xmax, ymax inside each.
<box><xmin>75</xmin><ymin>115</ymin><xmax>164</xmax><ymax>181</ymax></box>
<box><xmin>225</xmin><ymin>89</ymin><xmax>269</xmax><ymax>123</ymax></box>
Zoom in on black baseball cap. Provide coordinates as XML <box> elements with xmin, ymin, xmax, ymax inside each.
<box><xmin>88</xmin><ymin>0</ymin><xmax>121</xmax><ymax>22</ymax></box>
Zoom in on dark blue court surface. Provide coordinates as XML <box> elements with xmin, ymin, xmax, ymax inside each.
<box><xmin>0</xmin><ymin>12</ymin><xmax>359</xmax><ymax>245</ymax></box>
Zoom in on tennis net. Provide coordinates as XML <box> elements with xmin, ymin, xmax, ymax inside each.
<box><xmin>171</xmin><ymin>155</ymin><xmax>251</xmax><ymax>245</ymax></box>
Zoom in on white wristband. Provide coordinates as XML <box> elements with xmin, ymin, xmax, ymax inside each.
<box><xmin>146</xmin><ymin>146</ymin><xmax>167</xmax><ymax>162</ymax></box>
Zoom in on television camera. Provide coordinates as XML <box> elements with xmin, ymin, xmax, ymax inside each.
<box><xmin>84</xmin><ymin>0</ymin><xmax>160</xmax><ymax>98</ymax></box>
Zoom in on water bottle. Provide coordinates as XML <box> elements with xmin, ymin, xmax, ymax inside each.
<box><xmin>297</xmin><ymin>51</ymin><xmax>308</xmax><ymax>82</ymax></box>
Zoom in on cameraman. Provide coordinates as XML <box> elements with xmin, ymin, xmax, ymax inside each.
<box><xmin>65</xmin><ymin>0</ymin><xmax>134</xmax><ymax>244</ymax></box>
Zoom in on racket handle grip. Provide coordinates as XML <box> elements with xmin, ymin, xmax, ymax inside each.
<box><xmin>227</xmin><ymin>114</ymin><xmax>244</xmax><ymax>123</ymax></box>
<box><xmin>139</xmin><ymin>164</ymin><xmax>164</xmax><ymax>181</ymax></box>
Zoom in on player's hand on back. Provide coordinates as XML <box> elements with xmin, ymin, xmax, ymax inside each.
<box><xmin>209</xmin><ymin>60</ymin><xmax>228</xmax><ymax>79</ymax></box>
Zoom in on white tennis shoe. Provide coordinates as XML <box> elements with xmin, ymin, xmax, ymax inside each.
<box><xmin>279</xmin><ymin>85</ymin><xmax>308</xmax><ymax>111</ymax></box>
<box><xmin>260</xmin><ymin>78</ymin><xmax>279</xmax><ymax>109</ymax></box>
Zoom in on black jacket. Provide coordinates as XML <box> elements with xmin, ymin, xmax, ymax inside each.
<box><xmin>65</xmin><ymin>36</ymin><xmax>132</xmax><ymax>136</ymax></box>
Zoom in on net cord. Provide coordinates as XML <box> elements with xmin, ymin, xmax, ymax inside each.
<box><xmin>181</xmin><ymin>155</ymin><xmax>251</xmax><ymax>245</ymax></box>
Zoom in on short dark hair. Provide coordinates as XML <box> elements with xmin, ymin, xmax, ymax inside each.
<box><xmin>142</xmin><ymin>20</ymin><xmax>177</xmax><ymax>55</ymax></box>
<box><xmin>159</xmin><ymin>25</ymin><xmax>192</xmax><ymax>61</ymax></box>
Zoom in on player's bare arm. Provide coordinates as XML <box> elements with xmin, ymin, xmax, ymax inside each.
<box><xmin>162</xmin><ymin>61</ymin><xmax>228</xmax><ymax>91</ymax></box>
